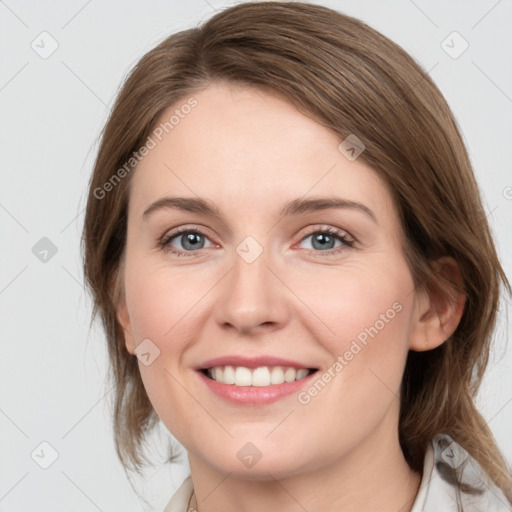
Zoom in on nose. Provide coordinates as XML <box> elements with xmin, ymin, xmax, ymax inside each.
<box><xmin>213</xmin><ymin>246</ymin><xmax>290</xmax><ymax>337</ymax></box>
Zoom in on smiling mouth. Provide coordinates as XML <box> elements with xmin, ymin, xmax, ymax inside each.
<box><xmin>201</xmin><ymin>365</ymin><xmax>318</xmax><ymax>386</ymax></box>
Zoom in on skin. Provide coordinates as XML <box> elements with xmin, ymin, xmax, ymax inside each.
<box><xmin>117</xmin><ymin>81</ymin><xmax>465</xmax><ymax>512</ymax></box>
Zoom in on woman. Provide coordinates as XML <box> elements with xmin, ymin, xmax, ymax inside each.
<box><xmin>82</xmin><ymin>2</ymin><xmax>512</xmax><ymax>510</ymax></box>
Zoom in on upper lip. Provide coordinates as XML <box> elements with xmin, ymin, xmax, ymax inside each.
<box><xmin>197</xmin><ymin>355</ymin><xmax>316</xmax><ymax>370</ymax></box>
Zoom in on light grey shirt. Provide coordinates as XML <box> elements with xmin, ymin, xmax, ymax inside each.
<box><xmin>163</xmin><ymin>434</ymin><xmax>512</xmax><ymax>511</ymax></box>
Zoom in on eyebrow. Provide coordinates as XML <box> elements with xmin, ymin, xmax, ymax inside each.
<box><xmin>143</xmin><ymin>196</ymin><xmax>377</xmax><ymax>224</ymax></box>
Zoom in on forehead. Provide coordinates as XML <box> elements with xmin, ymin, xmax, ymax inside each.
<box><xmin>129</xmin><ymin>82</ymin><xmax>396</xmax><ymax>226</ymax></box>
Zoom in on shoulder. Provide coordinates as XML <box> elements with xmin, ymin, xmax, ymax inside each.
<box><xmin>421</xmin><ymin>433</ymin><xmax>512</xmax><ymax>511</ymax></box>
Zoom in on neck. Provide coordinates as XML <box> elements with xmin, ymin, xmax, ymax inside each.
<box><xmin>186</xmin><ymin>414</ymin><xmax>422</xmax><ymax>512</ymax></box>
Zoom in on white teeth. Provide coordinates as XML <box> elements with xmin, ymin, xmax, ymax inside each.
<box><xmin>284</xmin><ymin>367</ymin><xmax>296</xmax><ymax>382</ymax></box>
<box><xmin>207</xmin><ymin>365</ymin><xmax>312</xmax><ymax>386</ymax></box>
<box><xmin>270</xmin><ymin>366</ymin><xmax>285</xmax><ymax>384</ymax></box>
<box><xmin>252</xmin><ymin>367</ymin><xmax>270</xmax><ymax>386</ymax></box>
<box><xmin>234</xmin><ymin>367</ymin><xmax>252</xmax><ymax>386</ymax></box>
<box><xmin>223</xmin><ymin>365</ymin><xmax>235</xmax><ymax>384</ymax></box>
<box><xmin>296</xmin><ymin>368</ymin><xmax>309</xmax><ymax>380</ymax></box>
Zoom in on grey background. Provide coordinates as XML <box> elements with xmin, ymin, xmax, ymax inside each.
<box><xmin>1</xmin><ymin>0</ymin><xmax>511</xmax><ymax>510</ymax></box>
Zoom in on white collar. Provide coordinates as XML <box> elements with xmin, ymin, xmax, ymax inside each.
<box><xmin>415</xmin><ymin>433</ymin><xmax>512</xmax><ymax>511</ymax></box>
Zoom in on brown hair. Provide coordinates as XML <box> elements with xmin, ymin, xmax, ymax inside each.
<box><xmin>82</xmin><ymin>0</ymin><xmax>512</xmax><ymax>501</ymax></box>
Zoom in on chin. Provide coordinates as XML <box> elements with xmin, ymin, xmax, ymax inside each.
<box><xmin>196</xmin><ymin>445</ymin><xmax>317</xmax><ymax>481</ymax></box>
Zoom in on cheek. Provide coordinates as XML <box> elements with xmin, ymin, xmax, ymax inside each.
<box><xmin>122</xmin><ymin>258</ymin><xmax>211</xmax><ymax>432</ymax></box>
<box><xmin>292</xmin><ymin>259</ymin><xmax>412</xmax><ymax>351</ymax></box>
<box><xmin>293</xmin><ymin>258</ymin><xmax>414</xmax><ymax>403</ymax></box>
<box><xmin>286</xmin><ymin>265</ymin><xmax>414</xmax><ymax>457</ymax></box>
<box><xmin>123</xmin><ymin>259</ymin><xmax>205</xmax><ymax>347</ymax></box>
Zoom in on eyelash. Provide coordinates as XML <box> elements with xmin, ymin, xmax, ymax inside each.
<box><xmin>158</xmin><ymin>225</ymin><xmax>355</xmax><ymax>258</ymax></box>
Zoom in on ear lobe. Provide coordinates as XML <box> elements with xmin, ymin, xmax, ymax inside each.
<box><xmin>409</xmin><ymin>257</ymin><xmax>466</xmax><ymax>352</ymax></box>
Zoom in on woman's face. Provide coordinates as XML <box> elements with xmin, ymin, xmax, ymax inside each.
<box><xmin>118</xmin><ymin>81</ymin><xmax>425</xmax><ymax>478</ymax></box>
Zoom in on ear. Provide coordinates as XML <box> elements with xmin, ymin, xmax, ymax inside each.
<box><xmin>112</xmin><ymin>265</ymin><xmax>136</xmax><ymax>356</ymax></box>
<box><xmin>117</xmin><ymin>298</ymin><xmax>136</xmax><ymax>355</ymax></box>
<box><xmin>409</xmin><ymin>256</ymin><xmax>466</xmax><ymax>352</ymax></box>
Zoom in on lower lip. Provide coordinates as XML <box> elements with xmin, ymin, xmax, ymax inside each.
<box><xmin>196</xmin><ymin>370</ymin><xmax>317</xmax><ymax>405</ymax></box>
